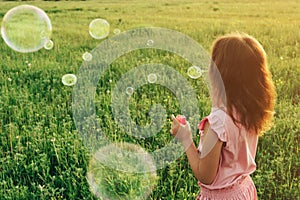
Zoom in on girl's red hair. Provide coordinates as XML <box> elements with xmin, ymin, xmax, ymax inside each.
<box><xmin>210</xmin><ymin>33</ymin><xmax>276</xmax><ymax>135</ymax></box>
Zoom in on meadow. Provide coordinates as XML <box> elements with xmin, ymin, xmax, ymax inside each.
<box><xmin>0</xmin><ymin>0</ymin><xmax>299</xmax><ymax>199</ymax></box>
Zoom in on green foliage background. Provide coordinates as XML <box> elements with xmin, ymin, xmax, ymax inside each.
<box><xmin>0</xmin><ymin>0</ymin><xmax>299</xmax><ymax>199</ymax></box>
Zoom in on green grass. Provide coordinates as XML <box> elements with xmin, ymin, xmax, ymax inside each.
<box><xmin>0</xmin><ymin>0</ymin><xmax>299</xmax><ymax>199</ymax></box>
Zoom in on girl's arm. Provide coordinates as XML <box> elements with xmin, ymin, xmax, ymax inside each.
<box><xmin>170</xmin><ymin>116</ymin><xmax>223</xmax><ymax>185</ymax></box>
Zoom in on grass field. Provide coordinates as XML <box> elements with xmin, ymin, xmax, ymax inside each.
<box><xmin>0</xmin><ymin>0</ymin><xmax>299</xmax><ymax>199</ymax></box>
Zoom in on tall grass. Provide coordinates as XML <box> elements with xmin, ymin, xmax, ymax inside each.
<box><xmin>0</xmin><ymin>0</ymin><xmax>299</xmax><ymax>199</ymax></box>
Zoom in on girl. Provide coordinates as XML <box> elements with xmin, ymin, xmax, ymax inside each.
<box><xmin>170</xmin><ymin>32</ymin><xmax>276</xmax><ymax>199</ymax></box>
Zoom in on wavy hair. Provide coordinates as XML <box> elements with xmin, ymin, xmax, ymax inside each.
<box><xmin>209</xmin><ymin>32</ymin><xmax>276</xmax><ymax>135</ymax></box>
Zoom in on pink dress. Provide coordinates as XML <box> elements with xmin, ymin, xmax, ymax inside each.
<box><xmin>196</xmin><ymin>107</ymin><xmax>258</xmax><ymax>200</ymax></box>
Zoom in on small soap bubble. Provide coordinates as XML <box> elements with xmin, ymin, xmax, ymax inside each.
<box><xmin>44</xmin><ymin>40</ymin><xmax>54</xmax><ymax>50</ymax></box>
<box><xmin>187</xmin><ymin>66</ymin><xmax>203</xmax><ymax>79</ymax></box>
<box><xmin>146</xmin><ymin>39</ymin><xmax>154</xmax><ymax>46</ymax></box>
<box><xmin>62</xmin><ymin>74</ymin><xmax>77</xmax><ymax>86</ymax></box>
<box><xmin>147</xmin><ymin>73</ymin><xmax>157</xmax><ymax>83</ymax></box>
<box><xmin>82</xmin><ymin>52</ymin><xmax>93</xmax><ymax>61</ymax></box>
<box><xmin>89</xmin><ymin>18</ymin><xmax>110</xmax><ymax>39</ymax></box>
<box><xmin>113</xmin><ymin>28</ymin><xmax>121</xmax><ymax>35</ymax></box>
<box><xmin>1</xmin><ymin>5</ymin><xmax>52</xmax><ymax>53</ymax></box>
<box><xmin>126</xmin><ymin>87</ymin><xmax>134</xmax><ymax>95</ymax></box>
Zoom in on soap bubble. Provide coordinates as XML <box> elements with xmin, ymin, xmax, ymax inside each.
<box><xmin>62</xmin><ymin>74</ymin><xmax>77</xmax><ymax>86</ymax></box>
<box><xmin>125</xmin><ymin>87</ymin><xmax>134</xmax><ymax>95</ymax></box>
<box><xmin>82</xmin><ymin>52</ymin><xmax>93</xmax><ymax>61</ymax></box>
<box><xmin>147</xmin><ymin>73</ymin><xmax>157</xmax><ymax>83</ymax></box>
<box><xmin>146</xmin><ymin>39</ymin><xmax>154</xmax><ymax>46</ymax></box>
<box><xmin>87</xmin><ymin>143</ymin><xmax>157</xmax><ymax>200</ymax></box>
<box><xmin>44</xmin><ymin>39</ymin><xmax>53</xmax><ymax>50</ymax></box>
<box><xmin>89</xmin><ymin>18</ymin><xmax>110</xmax><ymax>39</ymax></box>
<box><xmin>187</xmin><ymin>65</ymin><xmax>203</xmax><ymax>79</ymax></box>
<box><xmin>113</xmin><ymin>28</ymin><xmax>121</xmax><ymax>35</ymax></box>
<box><xmin>1</xmin><ymin>5</ymin><xmax>52</xmax><ymax>53</ymax></box>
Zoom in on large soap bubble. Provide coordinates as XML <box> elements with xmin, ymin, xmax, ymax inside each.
<box><xmin>89</xmin><ymin>18</ymin><xmax>110</xmax><ymax>39</ymax></box>
<box><xmin>1</xmin><ymin>5</ymin><xmax>52</xmax><ymax>53</ymax></box>
<box><xmin>87</xmin><ymin>143</ymin><xmax>157</xmax><ymax>200</ymax></box>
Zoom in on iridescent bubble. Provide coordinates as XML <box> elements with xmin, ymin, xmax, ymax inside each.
<box><xmin>113</xmin><ymin>28</ymin><xmax>121</xmax><ymax>35</ymax></box>
<box><xmin>187</xmin><ymin>65</ymin><xmax>203</xmax><ymax>79</ymax></box>
<box><xmin>146</xmin><ymin>39</ymin><xmax>154</xmax><ymax>46</ymax></box>
<box><xmin>44</xmin><ymin>39</ymin><xmax>53</xmax><ymax>50</ymax></box>
<box><xmin>147</xmin><ymin>73</ymin><xmax>157</xmax><ymax>83</ymax></box>
<box><xmin>62</xmin><ymin>74</ymin><xmax>77</xmax><ymax>86</ymax></box>
<box><xmin>87</xmin><ymin>143</ymin><xmax>157</xmax><ymax>200</ymax></box>
<box><xmin>125</xmin><ymin>87</ymin><xmax>134</xmax><ymax>95</ymax></box>
<box><xmin>89</xmin><ymin>18</ymin><xmax>110</xmax><ymax>39</ymax></box>
<box><xmin>82</xmin><ymin>52</ymin><xmax>93</xmax><ymax>61</ymax></box>
<box><xmin>1</xmin><ymin>5</ymin><xmax>52</xmax><ymax>53</ymax></box>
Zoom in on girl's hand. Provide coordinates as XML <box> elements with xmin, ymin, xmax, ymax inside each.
<box><xmin>170</xmin><ymin>114</ymin><xmax>192</xmax><ymax>143</ymax></box>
